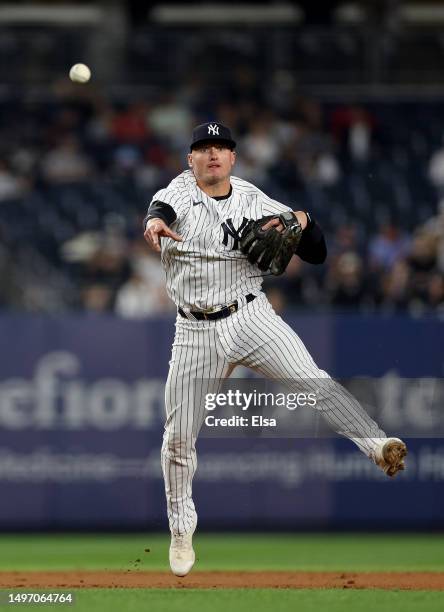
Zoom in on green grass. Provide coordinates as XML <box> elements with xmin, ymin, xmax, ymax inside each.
<box><xmin>2</xmin><ymin>589</ymin><xmax>443</xmax><ymax>612</ymax></box>
<box><xmin>0</xmin><ymin>533</ymin><xmax>443</xmax><ymax>572</ymax></box>
<box><xmin>1</xmin><ymin>534</ymin><xmax>443</xmax><ymax>612</ymax></box>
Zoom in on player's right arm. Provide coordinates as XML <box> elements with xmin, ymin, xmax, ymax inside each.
<box><xmin>143</xmin><ymin>189</ymin><xmax>184</xmax><ymax>252</ymax></box>
<box><xmin>144</xmin><ymin>217</ymin><xmax>182</xmax><ymax>252</ymax></box>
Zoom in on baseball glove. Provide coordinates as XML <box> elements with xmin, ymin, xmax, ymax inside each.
<box><xmin>239</xmin><ymin>211</ymin><xmax>303</xmax><ymax>275</ymax></box>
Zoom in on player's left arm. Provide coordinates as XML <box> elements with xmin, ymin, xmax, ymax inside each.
<box><xmin>294</xmin><ymin>212</ymin><xmax>327</xmax><ymax>264</ymax></box>
<box><xmin>260</xmin><ymin>193</ymin><xmax>327</xmax><ymax>264</ymax></box>
<box><xmin>262</xmin><ymin>211</ymin><xmax>327</xmax><ymax>264</ymax></box>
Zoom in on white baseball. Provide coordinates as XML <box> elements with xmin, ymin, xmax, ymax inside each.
<box><xmin>69</xmin><ymin>63</ymin><xmax>91</xmax><ymax>84</ymax></box>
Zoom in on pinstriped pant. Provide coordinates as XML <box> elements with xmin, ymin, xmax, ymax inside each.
<box><xmin>161</xmin><ymin>293</ymin><xmax>387</xmax><ymax>535</ymax></box>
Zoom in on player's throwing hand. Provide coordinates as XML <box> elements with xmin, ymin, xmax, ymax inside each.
<box><xmin>144</xmin><ymin>218</ymin><xmax>182</xmax><ymax>252</ymax></box>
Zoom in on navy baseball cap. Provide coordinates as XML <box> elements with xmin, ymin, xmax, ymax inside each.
<box><xmin>190</xmin><ymin>122</ymin><xmax>236</xmax><ymax>151</ymax></box>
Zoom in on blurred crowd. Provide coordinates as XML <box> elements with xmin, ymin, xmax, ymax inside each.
<box><xmin>0</xmin><ymin>73</ymin><xmax>443</xmax><ymax>316</ymax></box>
<box><xmin>265</xmin><ymin>210</ymin><xmax>444</xmax><ymax>316</ymax></box>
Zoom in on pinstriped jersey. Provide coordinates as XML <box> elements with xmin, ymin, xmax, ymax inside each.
<box><xmin>149</xmin><ymin>169</ymin><xmax>292</xmax><ymax>310</ymax></box>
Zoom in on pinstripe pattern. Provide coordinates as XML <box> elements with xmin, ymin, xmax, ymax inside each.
<box><xmin>162</xmin><ymin>293</ymin><xmax>387</xmax><ymax>536</ymax></box>
<box><xmin>149</xmin><ymin>170</ymin><xmax>292</xmax><ymax>310</ymax></box>
<box><xmin>154</xmin><ymin>170</ymin><xmax>388</xmax><ymax>536</ymax></box>
<box><xmin>161</xmin><ymin>316</ymin><xmax>235</xmax><ymax>535</ymax></box>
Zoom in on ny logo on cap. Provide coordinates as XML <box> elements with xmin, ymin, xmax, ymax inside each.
<box><xmin>208</xmin><ymin>124</ymin><xmax>219</xmax><ymax>135</ymax></box>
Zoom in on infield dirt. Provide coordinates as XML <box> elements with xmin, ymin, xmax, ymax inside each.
<box><xmin>0</xmin><ymin>571</ymin><xmax>443</xmax><ymax>590</ymax></box>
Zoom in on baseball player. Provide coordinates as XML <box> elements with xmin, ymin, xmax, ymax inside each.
<box><xmin>143</xmin><ymin>122</ymin><xmax>407</xmax><ymax>577</ymax></box>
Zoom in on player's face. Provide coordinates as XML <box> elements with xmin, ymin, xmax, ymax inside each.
<box><xmin>188</xmin><ymin>143</ymin><xmax>236</xmax><ymax>186</ymax></box>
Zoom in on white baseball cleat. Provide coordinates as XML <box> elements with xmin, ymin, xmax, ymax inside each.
<box><xmin>374</xmin><ymin>437</ymin><xmax>407</xmax><ymax>477</ymax></box>
<box><xmin>169</xmin><ymin>533</ymin><xmax>195</xmax><ymax>577</ymax></box>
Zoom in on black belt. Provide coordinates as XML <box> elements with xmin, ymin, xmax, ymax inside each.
<box><xmin>178</xmin><ymin>294</ymin><xmax>256</xmax><ymax>321</ymax></box>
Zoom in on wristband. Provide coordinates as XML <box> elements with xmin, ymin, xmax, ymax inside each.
<box><xmin>304</xmin><ymin>211</ymin><xmax>315</xmax><ymax>230</ymax></box>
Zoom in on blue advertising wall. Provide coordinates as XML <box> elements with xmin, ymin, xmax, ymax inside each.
<box><xmin>0</xmin><ymin>312</ymin><xmax>442</xmax><ymax>530</ymax></box>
